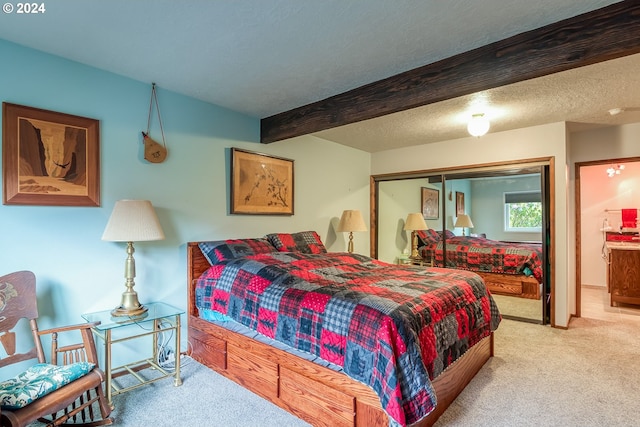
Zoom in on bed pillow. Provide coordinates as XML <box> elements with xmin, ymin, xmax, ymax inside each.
<box><xmin>199</xmin><ymin>238</ymin><xmax>277</xmax><ymax>264</ymax></box>
<box><xmin>266</xmin><ymin>231</ymin><xmax>327</xmax><ymax>254</ymax></box>
<box><xmin>441</xmin><ymin>230</ymin><xmax>456</xmax><ymax>239</ymax></box>
<box><xmin>416</xmin><ymin>229</ymin><xmax>440</xmax><ymax>246</ymax></box>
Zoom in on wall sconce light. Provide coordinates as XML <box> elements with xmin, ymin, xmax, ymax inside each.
<box><xmin>467</xmin><ymin>113</ymin><xmax>490</xmax><ymax>137</ymax></box>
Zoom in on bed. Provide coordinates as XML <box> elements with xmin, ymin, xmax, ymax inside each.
<box><xmin>417</xmin><ymin>230</ymin><xmax>543</xmax><ymax>300</ymax></box>
<box><xmin>187</xmin><ymin>232</ymin><xmax>501</xmax><ymax>427</ymax></box>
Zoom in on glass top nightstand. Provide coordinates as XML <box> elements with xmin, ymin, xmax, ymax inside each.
<box><xmin>82</xmin><ymin>302</ymin><xmax>184</xmax><ymax>330</ymax></box>
<box><xmin>82</xmin><ymin>302</ymin><xmax>184</xmax><ymax>407</ymax></box>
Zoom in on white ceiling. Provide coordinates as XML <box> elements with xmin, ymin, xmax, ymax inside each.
<box><xmin>0</xmin><ymin>0</ymin><xmax>636</xmax><ymax>152</ymax></box>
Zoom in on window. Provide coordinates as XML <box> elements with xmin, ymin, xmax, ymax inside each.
<box><xmin>504</xmin><ymin>191</ymin><xmax>542</xmax><ymax>232</ymax></box>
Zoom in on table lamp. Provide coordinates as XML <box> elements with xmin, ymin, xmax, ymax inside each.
<box><xmin>404</xmin><ymin>213</ymin><xmax>428</xmax><ymax>259</ymax></box>
<box><xmin>454</xmin><ymin>213</ymin><xmax>474</xmax><ymax>236</ymax></box>
<box><xmin>337</xmin><ymin>209</ymin><xmax>367</xmax><ymax>253</ymax></box>
<box><xmin>102</xmin><ymin>199</ymin><xmax>165</xmax><ymax>317</ymax></box>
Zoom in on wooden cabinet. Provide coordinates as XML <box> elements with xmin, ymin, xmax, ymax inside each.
<box><xmin>608</xmin><ymin>247</ymin><xmax>640</xmax><ymax>306</ymax></box>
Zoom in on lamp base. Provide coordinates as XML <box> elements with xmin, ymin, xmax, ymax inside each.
<box><xmin>410</xmin><ymin>231</ymin><xmax>421</xmax><ymax>258</ymax></box>
<box><xmin>111</xmin><ymin>304</ymin><xmax>148</xmax><ymax>318</ymax></box>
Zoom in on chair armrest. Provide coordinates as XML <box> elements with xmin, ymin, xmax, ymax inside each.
<box><xmin>37</xmin><ymin>321</ymin><xmax>101</xmax><ymax>336</ymax></box>
<box><xmin>36</xmin><ymin>321</ymin><xmax>102</xmax><ymax>366</ymax></box>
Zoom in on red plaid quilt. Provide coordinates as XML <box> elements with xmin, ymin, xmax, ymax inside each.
<box><xmin>195</xmin><ymin>251</ymin><xmax>501</xmax><ymax>426</ymax></box>
<box><xmin>420</xmin><ymin>236</ymin><xmax>543</xmax><ymax>283</ymax></box>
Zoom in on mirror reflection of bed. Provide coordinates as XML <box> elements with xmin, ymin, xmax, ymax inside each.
<box><xmin>376</xmin><ymin>161</ymin><xmax>550</xmax><ymax>324</ymax></box>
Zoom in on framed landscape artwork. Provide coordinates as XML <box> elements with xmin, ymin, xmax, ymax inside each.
<box><xmin>421</xmin><ymin>187</ymin><xmax>439</xmax><ymax>219</ymax></box>
<box><xmin>2</xmin><ymin>103</ymin><xmax>100</xmax><ymax>206</ymax></box>
<box><xmin>231</xmin><ymin>147</ymin><xmax>294</xmax><ymax>215</ymax></box>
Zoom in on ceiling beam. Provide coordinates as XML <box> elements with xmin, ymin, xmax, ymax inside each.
<box><xmin>261</xmin><ymin>2</ymin><xmax>640</xmax><ymax>144</ymax></box>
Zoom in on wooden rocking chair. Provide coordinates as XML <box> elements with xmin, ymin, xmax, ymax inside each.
<box><xmin>0</xmin><ymin>271</ymin><xmax>112</xmax><ymax>426</ymax></box>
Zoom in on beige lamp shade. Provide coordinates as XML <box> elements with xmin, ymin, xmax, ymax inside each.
<box><xmin>404</xmin><ymin>213</ymin><xmax>428</xmax><ymax>259</ymax></box>
<box><xmin>337</xmin><ymin>209</ymin><xmax>367</xmax><ymax>232</ymax></box>
<box><xmin>454</xmin><ymin>214</ymin><xmax>474</xmax><ymax>228</ymax></box>
<box><xmin>404</xmin><ymin>213</ymin><xmax>428</xmax><ymax>231</ymax></box>
<box><xmin>337</xmin><ymin>209</ymin><xmax>367</xmax><ymax>254</ymax></box>
<box><xmin>102</xmin><ymin>199</ymin><xmax>165</xmax><ymax>242</ymax></box>
<box><xmin>102</xmin><ymin>199</ymin><xmax>164</xmax><ymax>317</ymax></box>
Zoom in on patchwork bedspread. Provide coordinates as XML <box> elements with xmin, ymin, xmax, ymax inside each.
<box><xmin>195</xmin><ymin>251</ymin><xmax>501</xmax><ymax>427</ymax></box>
<box><xmin>420</xmin><ymin>236</ymin><xmax>543</xmax><ymax>283</ymax></box>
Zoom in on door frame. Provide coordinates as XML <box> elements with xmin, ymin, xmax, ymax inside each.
<box><xmin>574</xmin><ymin>156</ymin><xmax>640</xmax><ymax>317</ymax></box>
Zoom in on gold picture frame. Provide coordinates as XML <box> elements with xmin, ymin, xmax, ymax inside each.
<box><xmin>231</xmin><ymin>148</ymin><xmax>294</xmax><ymax>215</ymax></box>
<box><xmin>421</xmin><ymin>187</ymin><xmax>439</xmax><ymax>219</ymax></box>
<box><xmin>2</xmin><ymin>103</ymin><xmax>100</xmax><ymax>206</ymax></box>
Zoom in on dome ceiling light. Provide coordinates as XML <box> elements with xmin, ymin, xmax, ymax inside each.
<box><xmin>467</xmin><ymin>113</ymin><xmax>490</xmax><ymax>137</ymax></box>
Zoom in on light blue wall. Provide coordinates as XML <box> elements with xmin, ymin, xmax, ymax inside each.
<box><xmin>0</xmin><ymin>40</ymin><xmax>371</xmax><ymax>354</ymax></box>
<box><xmin>444</xmin><ymin>179</ymin><xmax>471</xmax><ymax>235</ymax></box>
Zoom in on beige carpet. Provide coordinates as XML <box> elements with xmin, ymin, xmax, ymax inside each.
<box><xmin>26</xmin><ymin>307</ymin><xmax>638</xmax><ymax>426</ymax></box>
<box><xmin>435</xmin><ymin>316</ymin><xmax>640</xmax><ymax>426</ymax></box>
<box><xmin>105</xmin><ymin>315</ymin><xmax>640</xmax><ymax>427</ymax></box>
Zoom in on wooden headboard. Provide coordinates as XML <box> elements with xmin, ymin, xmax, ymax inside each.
<box><xmin>187</xmin><ymin>242</ymin><xmax>211</xmax><ymax>317</ymax></box>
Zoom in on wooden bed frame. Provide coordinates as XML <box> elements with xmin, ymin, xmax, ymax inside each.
<box><xmin>187</xmin><ymin>242</ymin><xmax>494</xmax><ymax>427</ymax></box>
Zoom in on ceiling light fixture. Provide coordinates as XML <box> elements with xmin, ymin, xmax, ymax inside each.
<box><xmin>606</xmin><ymin>164</ymin><xmax>625</xmax><ymax>177</ymax></box>
<box><xmin>467</xmin><ymin>113</ymin><xmax>490</xmax><ymax>137</ymax></box>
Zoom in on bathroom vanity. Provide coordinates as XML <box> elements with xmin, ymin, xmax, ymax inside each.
<box><xmin>607</xmin><ymin>241</ymin><xmax>640</xmax><ymax>307</ymax></box>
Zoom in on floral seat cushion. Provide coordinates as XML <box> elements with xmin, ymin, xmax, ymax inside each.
<box><xmin>0</xmin><ymin>362</ymin><xmax>94</xmax><ymax>410</ymax></box>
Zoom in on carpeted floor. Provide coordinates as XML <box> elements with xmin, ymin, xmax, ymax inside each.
<box><xmin>434</xmin><ymin>316</ymin><xmax>640</xmax><ymax>426</ymax></box>
<box><xmin>109</xmin><ymin>358</ymin><xmax>311</xmax><ymax>426</ymax></box>
<box><xmin>26</xmin><ymin>314</ymin><xmax>640</xmax><ymax>426</ymax></box>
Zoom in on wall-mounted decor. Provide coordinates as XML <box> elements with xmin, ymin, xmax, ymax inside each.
<box><xmin>456</xmin><ymin>191</ymin><xmax>465</xmax><ymax>215</ymax></box>
<box><xmin>142</xmin><ymin>83</ymin><xmax>167</xmax><ymax>163</ymax></box>
<box><xmin>421</xmin><ymin>187</ymin><xmax>439</xmax><ymax>219</ymax></box>
<box><xmin>231</xmin><ymin>148</ymin><xmax>294</xmax><ymax>215</ymax></box>
<box><xmin>2</xmin><ymin>103</ymin><xmax>100</xmax><ymax>206</ymax></box>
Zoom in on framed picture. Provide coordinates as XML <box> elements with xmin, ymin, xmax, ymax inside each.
<box><xmin>456</xmin><ymin>191</ymin><xmax>465</xmax><ymax>215</ymax></box>
<box><xmin>2</xmin><ymin>103</ymin><xmax>100</xmax><ymax>206</ymax></box>
<box><xmin>421</xmin><ymin>187</ymin><xmax>439</xmax><ymax>219</ymax></box>
<box><xmin>231</xmin><ymin>147</ymin><xmax>294</xmax><ymax>215</ymax></box>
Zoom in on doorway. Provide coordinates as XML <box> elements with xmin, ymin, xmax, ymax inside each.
<box><xmin>575</xmin><ymin>157</ymin><xmax>640</xmax><ymax>321</ymax></box>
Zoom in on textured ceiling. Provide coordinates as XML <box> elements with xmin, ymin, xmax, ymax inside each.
<box><xmin>0</xmin><ymin>0</ymin><xmax>635</xmax><ymax>152</ymax></box>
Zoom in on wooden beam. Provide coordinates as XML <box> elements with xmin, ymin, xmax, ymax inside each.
<box><xmin>261</xmin><ymin>2</ymin><xmax>640</xmax><ymax>144</ymax></box>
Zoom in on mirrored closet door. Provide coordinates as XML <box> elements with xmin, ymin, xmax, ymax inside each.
<box><xmin>374</xmin><ymin>161</ymin><xmax>551</xmax><ymax>324</ymax></box>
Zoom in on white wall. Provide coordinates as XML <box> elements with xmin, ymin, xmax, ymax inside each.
<box><xmin>0</xmin><ymin>39</ymin><xmax>371</xmax><ymax>359</ymax></box>
<box><xmin>372</xmin><ymin>122</ymin><xmax>571</xmax><ymax>326</ymax></box>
